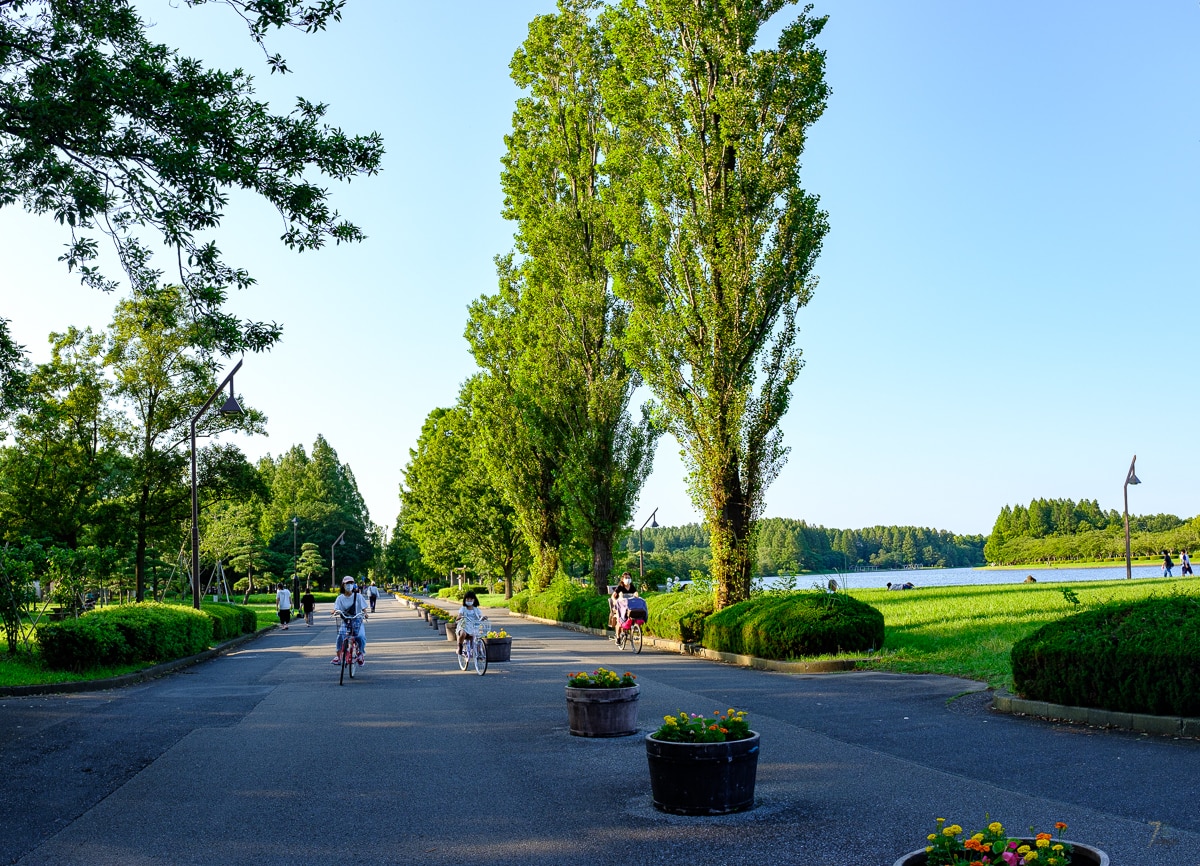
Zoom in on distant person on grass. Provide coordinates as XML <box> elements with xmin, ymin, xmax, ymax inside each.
<box><xmin>275</xmin><ymin>583</ymin><xmax>292</xmax><ymax>630</ymax></box>
<box><xmin>300</xmin><ymin>587</ymin><xmax>316</xmax><ymax>626</ymax></box>
<box><xmin>331</xmin><ymin>576</ymin><xmax>369</xmax><ymax>666</ymax></box>
<box><xmin>1181</xmin><ymin>550</ymin><xmax>1192</xmax><ymax>576</ymax></box>
<box><xmin>1163</xmin><ymin>550</ymin><xmax>1174</xmax><ymax>578</ymax></box>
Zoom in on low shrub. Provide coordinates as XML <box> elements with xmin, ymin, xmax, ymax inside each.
<box><xmin>201</xmin><ymin>603</ymin><xmax>257</xmax><ymax>640</ymax></box>
<box><xmin>38</xmin><ymin>602</ymin><xmax>212</xmax><ymax>671</ymax></box>
<box><xmin>438</xmin><ymin>584</ymin><xmax>489</xmax><ymax>601</ymax></box>
<box><xmin>645</xmin><ymin>591</ymin><xmax>714</xmax><ymax>643</ymax></box>
<box><xmin>703</xmin><ymin>592</ymin><xmax>884</xmax><ymax>659</ymax></box>
<box><xmin>526</xmin><ymin>578</ymin><xmax>610</xmax><ymax>625</ymax></box>
<box><xmin>507</xmin><ymin>589</ymin><xmax>531</xmax><ymax>614</ymax></box>
<box><xmin>38</xmin><ymin>616</ymin><xmax>129</xmax><ymax>671</ymax></box>
<box><xmin>1011</xmin><ymin>595</ymin><xmax>1200</xmax><ymax>716</ymax></box>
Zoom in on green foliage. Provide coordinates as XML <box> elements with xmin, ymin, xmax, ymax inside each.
<box><xmin>37</xmin><ymin>601</ymin><xmax>211</xmax><ymax>670</ymax></box>
<box><xmin>652</xmin><ymin>709</ymin><xmax>751</xmax><ymax>743</ymax></box>
<box><xmin>645</xmin><ymin>591</ymin><xmax>714</xmax><ymax>643</ymax></box>
<box><xmin>601</xmin><ymin>1</ymin><xmax>830</xmax><ymax>608</ymax></box>
<box><xmin>1011</xmin><ymin>595</ymin><xmax>1200</xmax><ymax>716</ymax></box>
<box><xmin>985</xmin><ymin>498</ymin><xmax>1196</xmax><ymax>565</ymax></box>
<box><xmin>702</xmin><ymin>592</ymin><xmax>884</xmax><ymax>660</ymax></box>
<box><xmin>200</xmin><ymin>602</ymin><xmax>257</xmax><ymax>641</ymax></box>
<box><xmin>1</xmin><ymin>0</ymin><xmax>383</xmax><ymax>352</ymax></box>
<box><xmin>0</xmin><ymin>541</ymin><xmax>38</xmax><ymax>653</ymax></box>
<box><xmin>438</xmin><ymin>585</ymin><xmax>490</xmax><ymax>601</ymax></box>
<box><xmin>525</xmin><ymin>578</ymin><xmax>605</xmax><ymax>625</ymax></box>
<box><xmin>566</xmin><ymin>667</ymin><xmax>637</xmax><ymax>688</ymax></box>
<box><xmin>507</xmin><ymin>589</ymin><xmax>532</xmax><ymax>614</ymax></box>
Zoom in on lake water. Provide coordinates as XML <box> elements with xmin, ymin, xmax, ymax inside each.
<box><xmin>759</xmin><ymin>563</ymin><xmax>1174</xmax><ymax>591</ymax></box>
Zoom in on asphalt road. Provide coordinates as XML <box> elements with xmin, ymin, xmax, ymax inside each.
<box><xmin>2</xmin><ymin>597</ymin><xmax>1197</xmax><ymax>865</ymax></box>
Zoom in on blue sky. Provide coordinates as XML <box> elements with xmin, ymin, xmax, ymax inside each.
<box><xmin>4</xmin><ymin>1</ymin><xmax>1198</xmax><ymax>537</ymax></box>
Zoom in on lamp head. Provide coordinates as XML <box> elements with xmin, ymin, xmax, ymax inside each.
<box><xmin>1128</xmin><ymin>472</ymin><xmax>1141</xmax><ymax>486</ymax></box>
<box><xmin>650</xmin><ymin>516</ymin><xmax>659</xmax><ymax>528</ymax></box>
<box><xmin>219</xmin><ymin>394</ymin><xmax>243</xmax><ymax>415</ymax></box>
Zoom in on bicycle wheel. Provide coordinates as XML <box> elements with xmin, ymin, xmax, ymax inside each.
<box><xmin>457</xmin><ymin>638</ymin><xmax>469</xmax><ymax>671</ymax></box>
<box><xmin>472</xmin><ymin>636</ymin><xmax>488</xmax><ymax>675</ymax></box>
<box><xmin>631</xmin><ymin>623</ymin><xmax>642</xmax><ymax>654</ymax></box>
<box><xmin>339</xmin><ymin>641</ymin><xmax>348</xmax><ymax>686</ymax></box>
<box><xmin>348</xmin><ymin>638</ymin><xmax>356</xmax><ymax>679</ymax></box>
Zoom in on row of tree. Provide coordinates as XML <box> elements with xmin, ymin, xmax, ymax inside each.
<box><xmin>985</xmin><ymin>497</ymin><xmax>1194</xmax><ymax>565</ymax></box>
<box><xmin>396</xmin><ymin>0</ymin><xmax>832</xmax><ymax>606</ymax></box>
<box><xmin>0</xmin><ymin>289</ymin><xmax>376</xmax><ymax>616</ymax></box>
<box><xmin>627</xmin><ymin>519</ymin><xmax>986</xmax><ymax>578</ymax></box>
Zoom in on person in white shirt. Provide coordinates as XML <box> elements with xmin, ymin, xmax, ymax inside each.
<box><xmin>455</xmin><ymin>591</ymin><xmax>485</xmax><ymax>656</ymax></box>
<box><xmin>331</xmin><ymin>576</ymin><xmax>369</xmax><ymax>665</ymax></box>
<box><xmin>367</xmin><ymin>581</ymin><xmax>380</xmax><ymax>612</ymax></box>
<box><xmin>275</xmin><ymin>583</ymin><xmax>292</xmax><ymax>630</ymax></box>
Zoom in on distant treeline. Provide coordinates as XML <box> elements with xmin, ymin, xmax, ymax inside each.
<box><xmin>984</xmin><ymin>498</ymin><xmax>1200</xmax><ymax>565</ymax></box>
<box><xmin>620</xmin><ymin>518</ymin><xmax>986</xmax><ymax>577</ymax></box>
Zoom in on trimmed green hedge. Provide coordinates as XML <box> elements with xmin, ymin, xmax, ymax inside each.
<box><xmin>1011</xmin><ymin>595</ymin><xmax>1200</xmax><ymax>716</ymax></box>
<box><xmin>39</xmin><ymin>602</ymin><xmax>212</xmax><ymax>671</ymax></box>
<box><xmin>703</xmin><ymin>592</ymin><xmax>884</xmax><ymax>659</ymax></box>
<box><xmin>645</xmin><ymin>591</ymin><xmax>714</xmax><ymax>642</ymax></box>
<box><xmin>438</xmin><ymin>585</ymin><xmax>489</xmax><ymax>601</ymax></box>
<box><xmin>201</xmin><ymin>602</ymin><xmax>258</xmax><ymax>641</ymax></box>
<box><xmin>507</xmin><ymin>589</ymin><xmax>531</xmax><ymax>613</ymax></box>
<box><xmin>526</xmin><ymin>578</ymin><xmax>609</xmax><ymax>626</ymax></box>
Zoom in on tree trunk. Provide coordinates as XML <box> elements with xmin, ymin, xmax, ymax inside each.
<box><xmin>503</xmin><ymin>562</ymin><xmax>514</xmax><ymax>600</ymax></box>
<box><xmin>592</xmin><ymin>532</ymin><xmax>614</xmax><ymax>595</ymax></box>
<box><xmin>134</xmin><ymin>482</ymin><xmax>150</xmax><ymax>602</ymax></box>
<box><xmin>710</xmin><ymin>461</ymin><xmax>754</xmax><ymax>609</ymax></box>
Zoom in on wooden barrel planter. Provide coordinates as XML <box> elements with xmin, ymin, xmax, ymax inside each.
<box><xmin>435</xmin><ymin>618</ymin><xmax>446</xmax><ymax>634</ymax></box>
<box><xmin>644</xmin><ymin>732</ymin><xmax>760</xmax><ymax>815</ymax></box>
<box><xmin>445</xmin><ymin>621</ymin><xmax>457</xmax><ymax>641</ymax></box>
<box><xmin>565</xmin><ymin>685</ymin><xmax>639</xmax><ymax>737</ymax></box>
<box><xmin>483</xmin><ymin>636</ymin><xmax>512</xmax><ymax>662</ymax></box>
<box><xmin>892</xmin><ymin>840</ymin><xmax>1108</xmax><ymax>866</ymax></box>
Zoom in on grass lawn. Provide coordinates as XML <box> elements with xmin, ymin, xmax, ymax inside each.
<box><xmin>982</xmin><ymin>557</ymin><xmax>1164</xmax><ymax>570</ymax></box>
<box><xmin>0</xmin><ymin>652</ymin><xmax>153</xmax><ymax>688</ymax></box>
<box><xmin>853</xmin><ymin>576</ymin><xmax>1200</xmax><ymax>689</ymax></box>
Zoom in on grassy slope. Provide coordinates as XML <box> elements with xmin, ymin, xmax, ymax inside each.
<box><xmin>856</xmin><ymin>577</ymin><xmax>1200</xmax><ymax>689</ymax></box>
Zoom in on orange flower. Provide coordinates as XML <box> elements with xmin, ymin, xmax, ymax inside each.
<box><xmin>1055</xmin><ymin>822</ymin><xmax>1068</xmax><ymax>831</ymax></box>
<box><xmin>1036</xmin><ymin>833</ymin><xmax>1052</xmax><ymax>841</ymax></box>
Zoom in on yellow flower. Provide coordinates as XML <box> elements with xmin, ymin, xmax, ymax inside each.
<box><xmin>1024</xmin><ymin>853</ymin><xmax>1038</xmax><ymax>862</ymax></box>
<box><xmin>1051</xmin><ymin>845</ymin><xmax>1064</xmax><ymax>852</ymax></box>
<box><xmin>971</xmin><ymin>833</ymin><xmax>985</xmax><ymax>842</ymax></box>
<box><xmin>988</xmin><ymin>822</ymin><xmax>1003</xmax><ymax>834</ymax></box>
<box><xmin>1017</xmin><ymin>845</ymin><xmax>1031</xmax><ymax>855</ymax></box>
<box><xmin>1036</xmin><ymin>838</ymin><xmax>1049</xmax><ymax>848</ymax></box>
<box><xmin>942</xmin><ymin>828</ymin><xmax>956</xmax><ymax>837</ymax></box>
<box><xmin>936</xmin><ymin>818</ymin><xmax>946</xmax><ymax>825</ymax></box>
<box><xmin>924</xmin><ymin>847</ymin><xmax>933</xmax><ymax>855</ymax></box>
<box><xmin>947</xmin><ymin>825</ymin><xmax>962</xmax><ymax>836</ymax></box>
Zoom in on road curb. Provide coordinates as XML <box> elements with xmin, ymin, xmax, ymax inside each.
<box><xmin>991</xmin><ymin>691</ymin><xmax>1200</xmax><ymax>738</ymax></box>
<box><xmin>504</xmin><ymin>610</ymin><xmax>861</xmax><ymax>673</ymax></box>
<box><xmin>0</xmin><ymin>625</ymin><xmax>275</xmax><ymax>698</ymax></box>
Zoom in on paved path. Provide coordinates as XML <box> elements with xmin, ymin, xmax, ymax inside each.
<box><xmin>2</xmin><ymin>597</ymin><xmax>1197</xmax><ymax>865</ymax></box>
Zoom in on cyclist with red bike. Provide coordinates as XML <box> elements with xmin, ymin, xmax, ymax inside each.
<box><xmin>331</xmin><ymin>576</ymin><xmax>369</xmax><ymax>666</ymax></box>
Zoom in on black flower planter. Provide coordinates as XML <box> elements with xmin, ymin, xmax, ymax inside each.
<box><xmin>892</xmin><ymin>839</ymin><xmax>1108</xmax><ymax>866</ymax></box>
<box><xmin>644</xmin><ymin>732</ymin><xmax>760</xmax><ymax>815</ymax></box>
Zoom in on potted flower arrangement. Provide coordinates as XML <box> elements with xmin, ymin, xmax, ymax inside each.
<box><xmin>893</xmin><ymin>818</ymin><xmax>1108</xmax><ymax>866</ymax></box>
<box><xmin>565</xmin><ymin>668</ymin><xmax>639</xmax><ymax>737</ymax></box>
<box><xmin>483</xmin><ymin>628</ymin><xmax>511</xmax><ymax>662</ymax></box>
<box><xmin>645</xmin><ymin>709</ymin><xmax>759</xmax><ymax>816</ymax></box>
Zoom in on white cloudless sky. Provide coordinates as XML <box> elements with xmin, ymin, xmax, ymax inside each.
<box><xmin>3</xmin><ymin>1</ymin><xmax>1198</xmax><ymax>537</ymax></box>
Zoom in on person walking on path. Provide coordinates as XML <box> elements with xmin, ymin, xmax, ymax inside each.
<box><xmin>1181</xmin><ymin>550</ymin><xmax>1193</xmax><ymax>576</ymax></box>
<box><xmin>1163</xmin><ymin>550</ymin><xmax>1175</xmax><ymax>577</ymax></box>
<box><xmin>367</xmin><ymin>581</ymin><xmax>379</xmax><ymax>613</ymax></box>
<box><xmin>300</xmin><ymin>587</ymin><xmax>316</xmax><ymax>625</ymax></box>
<box><xmin>275</xmin><ymin>583</ymin><xmax>292</xmax><ymax>630</ymax></box>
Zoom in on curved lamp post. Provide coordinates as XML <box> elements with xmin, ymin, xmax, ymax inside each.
<box><xmin>190</xmin><ymin>360</ymin><xmax>244</xmax><ymax>610</ymax></box>
<box><xmin>331</xmin><ymin>530</ymin><xmax>346</xmax><ymax>590</ymax></box>
<box><xmin>638</xmin><ymin>507</ymin><xmax>659</xmax><ymax>583</ymax></box>
<box><xmin>1124</xmin><ymin>455</ymin><xmax>1140</xmax><ymax>580</ymax></box>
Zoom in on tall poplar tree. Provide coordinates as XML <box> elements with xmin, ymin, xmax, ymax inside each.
<box><xmin>478</xmin><ymin>0</ymin><xmax>658</xmax><ymax>593</ymax></box>
<box><xmin>601</xmin><ymin>0</ymin><xmax>830</xmax><ymax>607</ymax></box>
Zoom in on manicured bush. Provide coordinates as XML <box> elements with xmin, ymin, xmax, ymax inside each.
<box><xmin>645</xmin><ymin>591</ymin><xmax>714</xmax><ymax>643</ymax></box>
<box><xmin>38</xmin><ymin>616</ymin><xmax>129</xmax><ymax>671</ymax></box>
<box><xmin>438</xmin><ymin>585</ymin><xmax>489</xmax><ymax>601</ymax></box>
<box><xmin>507</xmin><ymin>589</ymin><xmax>531</xmax><ymax>614</ymax></box>
<box><xmin>1011</xmin><ymin>595</ymin><xmax>1200</xmax><ymax>716</ymax></box>
<box><xmin>201</xmin><ymin>603</ymin><xmax>257</xmax><ymax>640</ymax></box>
<box><xmin>703</xmin><ymin>592</ymin><xmax>884</xmax><ymax>659</ymax></box>
<box><xmin>38</xmin><ymin>602</ymin><xmax>212</xmax><ymax>671</ymax></box>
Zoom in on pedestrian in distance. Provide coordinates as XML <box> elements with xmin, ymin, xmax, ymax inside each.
<box><xmin>1162</xmin><ymin>550</ymin><xmax>1174</xmax><ymax>578</ymax></box>
<box><xmin>275</xmin><ymin>583</ymin><xmax>292</xmax><ymax>630</ymax></box>
<box><xmin>300</xmin><ymin>586</ymin><xmax>316</xmax><ymax>625</ymax></box>
<box><xmin>1181</xmin><ymin>550</ymin><xmax>1193</xmax><ymax>576</ymax></box>
<box><xmin>368</xmin><ymin>581</ymin><xmax>379</xmax><ymax>613</ymax></box>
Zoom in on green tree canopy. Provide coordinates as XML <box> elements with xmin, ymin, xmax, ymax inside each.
<box><xmin>1</xmin><ymin>0</ymin><xmax>384</xmax><ymax>351</ymax></box>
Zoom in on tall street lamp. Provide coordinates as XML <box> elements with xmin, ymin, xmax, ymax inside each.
<box><xmin>190</xmin><ymin>360</ymin><xmax>245</xmax><ymax>610</ymax></box>
<box><xmin>1124</xmin><ymin>455</ymin><xmax>1140</xmax><ymax>580</ymax></box>
<box><xmin>291</xmin><ymin>516</ymin><xmax>299</xmax><ymax>601</ymax></box>
<box><xmin>638</xmin><ymin>507</ymin><xmax>659</xmax><ymax>584</ymax></box>
<box><xmin>331</xmin><ymin>530</ymin><xmax>346</xmax><ymax>590</ymax></box>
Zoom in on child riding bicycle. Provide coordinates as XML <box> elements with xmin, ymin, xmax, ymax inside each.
<box><xmin>456</xmin><ymin>590</ymin><xmax>485</xmax><ymax>656</ymax></box>
<box><xmin>331</xmin><ymin>576</ymin><xmax>369</xmax><ymax>666</ymax></box>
